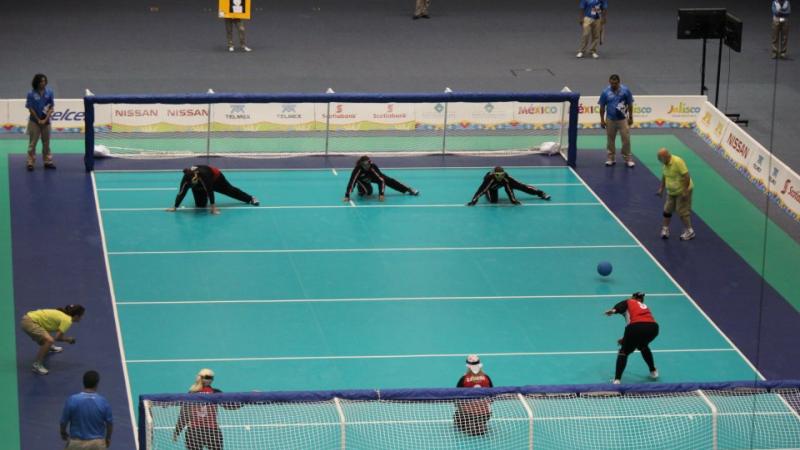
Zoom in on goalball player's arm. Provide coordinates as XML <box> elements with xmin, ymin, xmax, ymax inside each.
<box><xmin>343</xmin><ymin>168</ymin><xmax>361</xmax><ymax>200</ymax></box>
<box><xmin>468</xmin><ymin>176</ymin><xmax>492</xmax><ymax>205</ymax></box>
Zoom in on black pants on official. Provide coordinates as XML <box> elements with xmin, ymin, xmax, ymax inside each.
<box><xmin>615</xmin><ymin>322</ymin><xmax>659</xmax><ymax>380</ymax></box>
<box><xmin>485</xmin><ymin>179</ymin><xmax>544</xmax><ymax>203</ymax></box>
<box><xmin>192</xmin><ymin>174</ymin><xmax>253</xmax><ymax>207</ymax></box>
<box><xmin>355</xmin><ymin>175</ymin><xmax>412</xmax><ymax>196</ymax></box>
<box><xmin>185</xmin><ymin>426</ymin><xmax>223</xmax><ymax>450</ymax></box>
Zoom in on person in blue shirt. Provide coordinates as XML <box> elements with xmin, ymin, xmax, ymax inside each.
<box><xmin>577</xmin><ymin>0</ymin><xmax>607</xmax><ymax>59</ymax></box>
<box><xmin>25</xmin><ymin>73</ymin><xmax>56</xmax><ymax>171</ymax></box>
<box><xmin>60</xmin><ymin>370</ymin><xmax>113</xmax><ymax>449</ymax></box>
<box><xmin>772</xmin><ymin>0</ymin><xmax>791</xmax><ymax>58</ymax></box>
<box><xmin>599</xmin><ymin>74</ymin><xmax>635</xmax><ymax>167</ymax></box>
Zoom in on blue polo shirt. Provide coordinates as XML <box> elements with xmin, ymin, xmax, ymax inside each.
<box><xmin>580</xmin><ymin>0</ymin><xmax>607</xmax><ymax>19</ymax></box>
<box><xmin>773</xmin><ymin>0</ymin><xmax>791</xmax><ymax>18</ymax></box>
<box><xmin>60</xmin><ymin>392</ymin><xmax>113</xmax><ymax>440</ymax></box>
<box><xmin>25</xmin><ymin>88</ymin><xmax>54</xmax><ymax>121</ymax></box>
<box><xmin>598</xmin><ymin>85</ymin><xmax>634</xmax><ymax>121</ymax></box>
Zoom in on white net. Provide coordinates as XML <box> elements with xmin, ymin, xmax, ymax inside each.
<box><xmin>90</xmin><ymin>99</ymin><xmax>573</xmax><ymax>159</ymax></box>
<box><xmin>142</xmin><ymin>387</ymin><xmax>800</xmax><ymax>449</ymax></box>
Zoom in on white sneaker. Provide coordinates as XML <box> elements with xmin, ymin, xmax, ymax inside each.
<box><xmin>228</xmin><ymin>46</ymin><xmax>235</xmax><ymax>52</ymax></box>
<box><xmin>680</xmin><ymin>229</ymin><xmax>696</xmax><ymax>241</ymax></box>
<box><xmin>604</xmin><ymin>160</ymin><xmax>615</xmax><ymax>167</ymax></box>
<box><xmin>592</xmin><ymin>52</ymin><xmax>599</xmax><ymax>59</ymax></box>
<box><xmin>612</xmin><ymin>379</ymin><xmax>621</xmax><ymax>385</ymax></box>
<box><xmin>242</xmin><ymin>46</ymin><xmax>252</xmax><ymax>52</ymax></box>
<box><xmin>649</xmin><ymin>370</ymin><xmax>659</xmax><ymax>380</ymax></box>
<box><xmin>32</xmin><ymin>362</ymin><xmax>49</xmax><ymax>375</ymax></box>
<box><xmin>49</xmin><ymin>345</ymin><xmax>63</xmax><ymax>353</ymax></box>
<box><xmin>626</xmin><ymin>160</ymin><xmax>635</xmax><ymax>168</ymax></box>
<box><xmin>661</xmin><ymin>227</ymin><xmax>669</xmax><ymax>239</ymax></box>
<box><xmin>576</xmin><ymin>52</ymin><xmax>584</xmax><ymax>58</ymax></box>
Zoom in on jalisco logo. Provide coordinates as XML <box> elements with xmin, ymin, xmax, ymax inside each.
<box><xmin>632</xmin><ymin>106</ymin><xmax>652</xmax><ymax>114</ymax></box>
<box><xmin>714</xmin><ymin>122</ymin><xmax>725</xmax><ymax>136</ymax></box>
<box><xmin>225</xmin><ymin>104</ymin><xmax>250</xmax><ymax>120</ymax></box>
<box><xmin>667</xmin><ymin>102</ymin><xmax>702</xmax><ymax>114</ymax></box>
<box><xmin>780</xmin><ymin>179</ymin><xmax>800</xmax><ymax>204</ymax></box>
<box><xmin>726</xmin><ymin>133</ymin><xmax>749</xmax><ymax>159</ymax></box>
<box><xmin>701</xmin><ymin>112</ymin><xmax>712</xmax><ymax>125</ymax></box>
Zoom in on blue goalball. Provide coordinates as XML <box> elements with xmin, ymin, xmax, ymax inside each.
<box><xmin>597</xmin><ymin>261</ymin><xmax>613</xmax><ymax>277</ymax></box>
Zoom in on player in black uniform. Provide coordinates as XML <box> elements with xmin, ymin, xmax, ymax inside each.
<box><xmin>467</xmin><ymin>166</ymin><xmax>550</xmax><ymax>206</ymax></box>
<box><xmin>343</xmin><ymin>156</ymin><xmax>419</xmax><ymax>202</ymax></box>
<box><xmin>167</xmin><ymin>165</ymin><xmax>259</xmax><ymax>215</ymax></box>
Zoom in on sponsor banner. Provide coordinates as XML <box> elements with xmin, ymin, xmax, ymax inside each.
<box><xmin>218</xmin><ymin>0</ymin><xmax>251</xmax><ymax>19</ymax></box>
<box><xmin>316</xmin><ymin>102</ymin><xmax>416</xmax><ymax>131</ymax></box>
<box><xmin>694</xmin><ymin>101</ymin><xmax>729</xmax><ymax>147</ymax></box>
<box><xmin>111</xmin><ymin>104</ymin><xmax>210</xmax><ymax>132</ymax></box>
<box><xmin>3</xmin><ymin>99</ymin><xmax>89</xmax><ymax>133</ymax></box>
<box><xmin>578</xmin><ymin>95</ymin><xmax>705</xmax><ymax>129</ymax></box>
<box><xmin>211</xmin><ymin>103</ymin><xmax>318</xmax><ymax>131</ymax></box>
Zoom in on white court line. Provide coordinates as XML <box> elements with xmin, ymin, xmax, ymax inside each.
<box><xmin>94</xmin><ymin>165</ymin><xmax>568</xmax><ymax>174</ymax></box>
<box><xmin>117</xmin><ymin>293</ymin><xmax>686</xmax><ymax>306</ymax></box>
<box><xmin>96</xmin><ymin>182</ymin><xmax>583</xmax><ymax>192</ymax></box>
<box><xmin>107</xmin><ymin>244</ymin><xmax>639</xmax><ymax>256</ymax></box>
<box><xmin>349</xmin><ymin>200</ymin><xmax>356</xmax><ymax>207</ymax></box>
<box><xmin>569</xmin><ymin>167</ymin><xmax>766</xmax><ymax>380</ymax></box>
<box><xmin>331</xmin><ymin>168</ymin><xmax>338</xmax><ymax>176</ymax></box>
<box><xmin>126</xmin><ymin>348</ymin><xmax>736</xmax><ymax>364</ymax></box>
<box><xmin>100</xmin><ymin>202</ymin><xmax>601</xmax><ymax>212</ymax></box>
<box><xmin>91</xmin><ymin>173</ymin><xmax>140</xmax><ymax>449</ymax></box>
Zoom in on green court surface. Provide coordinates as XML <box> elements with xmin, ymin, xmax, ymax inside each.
<box><xmin>92</xmin><ymin>166</ymin><xmax>785</xmax><ymax>447</ymax></box>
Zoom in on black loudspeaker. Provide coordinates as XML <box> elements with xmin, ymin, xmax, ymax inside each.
<box><xmin>677</xmin><ymin>8</ymin><xmax>727</xmax><ymax>39</ymax></box>
<box><xmin>724</xmin><ymin>13</ymin><xmax>743</xmax><ymax>52</ymax></box>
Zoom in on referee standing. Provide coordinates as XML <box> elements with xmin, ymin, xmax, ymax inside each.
<box><xmin>605</xmin><ymin>292</ymin><xmax>659</xmax><ymax>384</ymax></box>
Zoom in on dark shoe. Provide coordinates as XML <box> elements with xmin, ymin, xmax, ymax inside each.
<box><xmin>26</xmin><ymin>164</ymin><xmax>34</xmax><ymax>171</ymax></box>
<box><xmin>421</xmin><ymin>14</ymin><xmax>430</xmax><ymax>18</ymax></box>
<box><xmin>412</xmin><ymin>15</ymin><xmax>420</xmax><ymax>20</ymax></box>
<box><xmin>540</xmin><ymin>193</ymin><xmax>551</xmax><ymax>201</ymax></box>
<box><xmin>408</xmin><ymin>189</ymin><xmax>419</xmax><ymax>196</ymax></box>
<box><xmin>250</xmin><ymin>197</ymin><xmax>260</xmax><ymax>206</ymax></box>
<box><xmin>44</xmin><ymin>163</ymin><xmax>56</xmax><ymax>170</ymax></box>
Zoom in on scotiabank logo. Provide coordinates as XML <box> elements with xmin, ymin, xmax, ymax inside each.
<box><xmin>727</xmin><ymin>133</ymin><xmax>749</xmax><ymax>159</ymax></box>
<box><xmin>780</xmin><ymin>179</ymin><xmax>800</xmax><ymax>204</ymax></box>
<box><xmin>50</xmin><ymin>108</ymin><xmax>84</xmax><ymax>121</ymax></box>
<box><xmin>116</xmin><ymin>109</ymin><xmax>158</xmax><ymax>117</ymax></box>
<box><xmin>518</xmin><ymin>105</ymin><xmax>559</xmax><ymax>115</ymax></box>
<box><xmin>372</xmin><ymin>103</ymin><xmax>407</xmax><ymax>119</ymax></box>
<box><xmin>323</xmin><ymin>104</ymin><xmax>355</xmax><ymax>119</ymax></box>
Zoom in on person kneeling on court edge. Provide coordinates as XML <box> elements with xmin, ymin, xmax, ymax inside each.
<box><xmin>343</xmin><ymin>155</ymin><xmax>419</xmax><ymax>202</ymax></box>
<box><xmin>467</xmin><ymin>166</ymin><xmax>550</xmax><ymax>206</ymax></box>
<box><xmin>167</xmin><ymin>165</ymin><xmax>259</xmax><ymax>215</ymax></box>
<box><xmin>604</xmin><ymin>292</ymin><xmax>659</xmax><ymax>385</ymax></box>
<box><xmin>20</xmin><ymin>304</ymin><xmax>85</xmax><ymax>375</ymax></box>
<box><xmin>454</xmin><ymin>354</ymin><xmax>494</xmax><ymax>436</ymax></box>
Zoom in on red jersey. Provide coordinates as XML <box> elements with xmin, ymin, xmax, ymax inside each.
<box><xmin>178</xmin><ymin>386</ymin><xmax>220</xmax><ymax>430</ymax></box>
<box><xmin>456</xmin><ymin>372</ymin><xmax>493</xmax><ymax>415</ymax></box>
<box><xmin>615</xmin><ymin>299</ymin><xmax>656</xmax><ymax>324</ymax></box>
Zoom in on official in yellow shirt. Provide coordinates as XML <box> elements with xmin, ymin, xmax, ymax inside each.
<box><xmin>20</xmin><ymin>304</ymin><xmax>85</xmax><ymax>375</ymax></box>
<box><xmin>656</xmin><ymin>148</ymin><xmax>695</xmax><ymax>240</ymax></box>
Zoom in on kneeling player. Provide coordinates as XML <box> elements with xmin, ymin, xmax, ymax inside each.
<box><xmin>604</xmin><ymin>292</ymin><xmax>660</xmax><ymax>384</ymax></box>
<box><xmin>467</xmin><ymin>166</ymin><xmax>550</xmax><ymax>206</ymax></box>
<box><xmin>343</xmin><ymin>156</ymin><xmax>419</xmax><ymax>202</ymax></box>
<box><xmin>454</xmin><ymin>355</ymin><xmax>494</xmax><ymax>436</ymax></box>
<box><xmin>167</xmin><ymin>165</ymin><xmax>259</xmax><ymax>215</ymax></box>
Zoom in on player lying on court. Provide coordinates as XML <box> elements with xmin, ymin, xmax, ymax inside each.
<box><xmin>467</xmin><ymin>166</ymin><xmax>551</xmax><ymax>206</ymax></box>
<box><xmin>343</xmin><ymin>156</ymin><xmax>419</xmax><ymax>202</ymax></box>
<box><xmin>454</xmin><ymin>355</ymin><xmax>494</xmax><ymax>436</ymax></box>
<box><xmin>604</xmin><ymin>292</ymin><xmax>660</xmax><ymax>384</ymax></box>
<box><xmin>167</xmin><ymin>165</ymin><xmax>259</xmax><ymax>215</ymax></box>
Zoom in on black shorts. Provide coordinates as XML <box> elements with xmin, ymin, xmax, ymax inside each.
<box><xmin>620</xmin><ymin>322</ymin><xmax>659</xmax><ymax>354</ymax></box>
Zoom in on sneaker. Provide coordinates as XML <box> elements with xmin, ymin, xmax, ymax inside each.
<box><xmin>49</xmin><ymin>345</ymin><xmax>63</xmax><ymax>353</ymax></box>
<box><xmin>242</xmin><ymin>46</ymin><xmax>252</xmax><ymax>52</ymax></box>
<box><xmin>591</xmin><ymin>52</ymin><xmax>599</xmax><ymax>59</ymax></box>
<box><xmin>44</xmin><ymin>163</ymin><xmax>56</xmax><ymax>170</ymax></box>
<box><xmin>576</xmin><ymin>51</ymin><xmax>584</xmax><ymax>58</ymax></box>
<box><xmin>612</xmin><ymin>379</ymin><xmax>621</xmax><ymax>385</ymax></box>
<box><xmin>228</xmin><ymin>46</ymin><xmax>235</xmax><ymax>52</ymax></box>
<box><xmin>250</xmin><ymin>197</ymin><xmax>260</xmax><ymax>206</ymax></box>
<box><xmin>32</xmin><ymin>362</ymin><xmax>48</xmax><ymax>375</ymax></box>
<box><xmin>421</xmin><ymin>14</ymin><xmax>430</xmax><ymax>18</ymax></box>
<box><xmin>408</xmin><ymin>189</ymin><xmax>419</xmax><ymax>196</ymax></box>
<box><xmin>412</xmin><ymin>15</ymin><xmax>421</xmax><ymax>20</ymax></box>
<box><xmin>540</xmin><ymin>193</ymin><xmax>551</xmax><ymax>201</ymax></box>
<box><xmin>605</xmin><ymin>160</ymin><xmax>615</xmax><ymax>167</ymax></box>
<box><xmin>26</xmin><ymin>164</ymin><xmax>34</xmax><ymax>171</ymax></box>
<box><xmin>649</xmin><ymin>369</ymin><xmax>659</xmax><ymax>380</ymax></box>
<box><xmin>680</xmin><ymin>229</ymin><xmax>696</xmax><ymax>241</ymax></box>
<box><xmin>626</xmin><ymin>160</ymin><xmax>635</xmax><ymax>168</ymax></box>
<box><xmin>661</xmin><ymin>227</ymin><xmax>669</xmax><ymax>239</ymax></box>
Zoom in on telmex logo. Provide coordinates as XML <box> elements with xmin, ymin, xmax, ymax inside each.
<box><xmin>230</xmin><ymin>104</ymin><xmax>246</xmax><ymax>114</ymax></box>
<box><xmin>667</xmin><ymin>103</ymin><xmax>702</xmax><ymax>114</ymax></box>
<box><xmin>727</xmin><ymin>133</ymin><xmax>749</xmax><ymax>159</ymax></box>
<box><xmin>518</xmin><ymin>105</ymin><xmax>559</xmax><ymax>115</ymax></box>
<box><xmin>50</xmin><ymin>109</ymin><xmax>84</xmax><ymax>121</ymax></box>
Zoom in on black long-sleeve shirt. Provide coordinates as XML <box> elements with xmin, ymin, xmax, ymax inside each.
<box><xmin>470</xmin><ymin>172</ymin><xmax>520</xmax><ymax>204</ymax></box>
<box><xmin>174</xmin><ymin>166</ymin><xmax>221</xmax><ymax>207</ymax></box>
<box><xmin>344</xmin><ymin>163</ymin><xmax>389</xmax><ymax>197</ymax></box>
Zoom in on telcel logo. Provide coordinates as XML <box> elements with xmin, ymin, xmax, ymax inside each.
<box><xmin>50</xmin><ymin>108</ymin><xmax>84</xmax><ymax>121</ymax></box>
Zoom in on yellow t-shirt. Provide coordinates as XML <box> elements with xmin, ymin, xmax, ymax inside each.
<box><xmin>26</xmin><ymin>309</ymin><xmax>73</xmax><ymax>333</ymax></box>
<box><xmin>662</xmin><ymin>155</ymin><xmax>694</xmax><ymax>195</ymax></box>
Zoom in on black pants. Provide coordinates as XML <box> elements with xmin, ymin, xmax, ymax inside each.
<box><xmin>185</xmin><ymin>427</ymin><xmax>223</xmax><ymax>450</ymax></box>
<box><xmin>616</xmin><ymin>322</ymin><xmax>660</xmax><ymax>379</ymax></box>
<box><xmin>192</xmin><ymin>174</ymin><xmax>253</xmax><ymax>207</ymax></box>
<box><xmin>356</xmin><ymin>175</ymin><xmax>412</xmax><ymax>196</ymax></box>
<box><xmin>485</xmin><ymin>179</ymin><xmax>544</xmax><ymax>203</ymax></box>
<box><xmin>454</xmin><ymin>409</ymin><xmax>491</xmax><ymax>436</ymax></box>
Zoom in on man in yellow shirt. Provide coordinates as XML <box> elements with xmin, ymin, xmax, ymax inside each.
<box><xmin>656</xmin><ymin>148</ymin><xmax>695</xmax><ymax>240</ymax></box>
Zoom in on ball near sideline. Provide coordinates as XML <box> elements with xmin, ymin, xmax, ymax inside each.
<box><xmin>597</xmin><ymin>261</ymin><xmax>613</xmax><ymax>277</ymax></box>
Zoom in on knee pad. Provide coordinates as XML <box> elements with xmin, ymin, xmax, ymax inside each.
<box><xmin>663</xmin><ymin>211</ymin><xmax>672</xmax><ymax>218</ymax></box>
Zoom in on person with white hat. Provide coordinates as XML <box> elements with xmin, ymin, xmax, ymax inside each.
<box><xmin>454</xmin><ymin>355</ymin><xmax>494</xmax><ymax>436</ymax></box>
<box><xmin>173</xmin><ymin>368</ymin><xmax>228</xmax><ymax>450</ymax></box>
